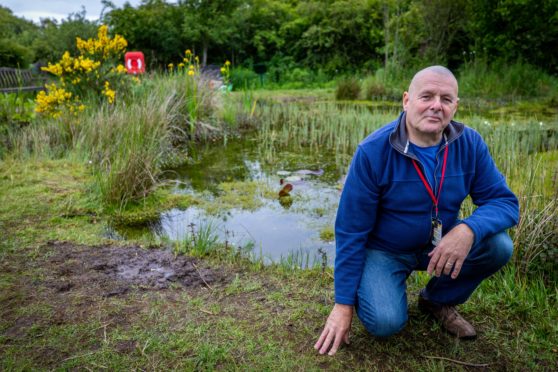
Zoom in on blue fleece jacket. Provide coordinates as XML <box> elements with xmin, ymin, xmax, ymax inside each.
<box><xmin>334</xmin><ymin>112</ymin><xmax>520</xmax><ymax>305</ymax></box>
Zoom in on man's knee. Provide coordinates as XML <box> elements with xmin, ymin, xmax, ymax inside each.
<box><xmin>356</xmin><ymin>303</ymin><xmax>407</xmax><ymax>338</ymax></box>
<box><xmin>483</xmin><ymin>231</ymin><xmax>514</xmax><ymax>269</ymax></box>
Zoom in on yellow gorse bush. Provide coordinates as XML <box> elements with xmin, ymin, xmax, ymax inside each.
<box><xmin>35</xmin><ymin>83</ymin><xmax>85</xmax><ymax>118</ymax></box>
<box><xmin>36</xmin><ymin>25</ymin><xmax>130</xmax><ymax>119</ymax></box>
<box><xmin>103</xmin><ymin>81</ymin><xmax>116</xmax><ymax>104</ymax></box>
<box><xmin>42</xmin><ymin>52</ymin><xmax>102</xmax><ymax>77</ymax></box>
<box><xmin>76</xmin><ymin>25</ymin><xmax>127</xmax><ymax>60</ymax></box>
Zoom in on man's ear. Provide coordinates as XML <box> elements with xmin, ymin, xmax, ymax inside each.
<box><xmin>402</xmin><ymin>92</ymin><xmax>409</xmax><ymax>111</ymax></box>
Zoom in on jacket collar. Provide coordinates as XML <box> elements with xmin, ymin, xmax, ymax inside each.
<box><xmin>389</xmin><ymin>111</ymin><xmax>465</xmax><ymax>156</ymax></box>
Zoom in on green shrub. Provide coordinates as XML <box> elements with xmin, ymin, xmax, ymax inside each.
<box><xmin>458</xmin><ymin>60</ymin><xmax>558</xmax><ymax>99</ymax></box>
<box><xmin>0</xmin><ymin>39</ymin><xmax>32</xmax><ymax>68</ymax></box>
<box><xmin>335</xmin><ymin>77</ymin><xmax>361</xmax><ymax>100</ymax></box>
<box><xmin>363</xmin><ymin>75</ymin><xmax>388</xmax><ymax>100</ymax></box>
<box><xmin>0</xmin><ymin>93</ymin><xmax>37</xmax><ymax>158</ymax></box>
<box><xmin>230</xmin><ymin>67</ymin><xmax>259</xmax><ymax>90</ymax></box>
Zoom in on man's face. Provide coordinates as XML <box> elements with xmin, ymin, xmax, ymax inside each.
<box><xmin>402</xmin><ymin>71</ymin><xmax>459</xmax><ymax>141</ymax></box>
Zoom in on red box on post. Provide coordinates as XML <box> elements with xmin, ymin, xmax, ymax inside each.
<box><xmin>124</xmin><ymin>51</ymin><xmax>145</xmax><ymax>75</ymax></box>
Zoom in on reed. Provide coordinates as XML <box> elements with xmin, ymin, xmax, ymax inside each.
<box><xmin>257</xmin><ymin>102</ymin><xmax>398</xmax><ymax>157</ymax></box>
<box><xmin>76</xmin><ymin>86</ymin><xmax>182</xmax><ymax>208</ymax></box>
<box><xmin>174</xmin><ymin>221</ymin><xmax>220</xmax><ymax>258</ymax></box>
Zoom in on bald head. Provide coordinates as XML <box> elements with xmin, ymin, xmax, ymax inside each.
<box><xmin>408</xmin><ymin>66</ymin><xmax>458</xmax><ymax>96</ymax></box>
<box><xmin>402</xmin><ymin>65</ymin><xmax>459</xmax><ymax>146</ymax></box>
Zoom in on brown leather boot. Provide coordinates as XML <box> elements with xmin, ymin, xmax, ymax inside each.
<box><xmin>418</xmin><ymin>296</ymin><xmax>477</xmax><ymax>339</ymax></box>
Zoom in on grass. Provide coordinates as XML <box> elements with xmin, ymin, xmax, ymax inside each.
<box><xmin>458</xmin><ymin>60</ymin><xmax>558</xmax><ymax>100</ymax></box>
<box><xmin>1</xmin><ymin>153</ymin><xmax>557</xmax><ymax>370</ymax></box>
<box><xmin>173</xmin><ymin>221</ymin><xmax>220</xmax><ymax>258</ymax></box>
<box><xmin>1</xmin><ymin>69</ymin><xmax>557</xmax><ymax>369</ymax></box>
<box><xmin>5</xmin><ymin>71</ymin><xmax>258</xmax><ymax>212</ymax></box>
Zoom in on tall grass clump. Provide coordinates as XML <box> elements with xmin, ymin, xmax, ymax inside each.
<box><xmin>362</xmin><ymin>75</ymin><xmax>390</xmax><ymax>101</ymax></box>
<box><xmin>335</xmin><ymin>77</ymin><xmax>361</xmax><ymax>100</ymax></box>
<box><xmin>78</xmin><ymin>92</ymin><xmax>177</xmax><ymax>208</ymax></box>
<box><xmin>79</xmin><ymin>62</ymin><xmax>243</xmax><ymax>208</ymax></box>
<box><xmin>362</xmin><ymin>67</ymin><xmax>409</xmax><ymax>101</ymax></box>
<box><xmin>173</xmin><ymin>221</ymin><xmax>220</xmax><ymax>258</ymax></box>
<box><xmin>7</xmin><ymin>113</ymin><xmax>81</xmax><ymax>160</ymax></box>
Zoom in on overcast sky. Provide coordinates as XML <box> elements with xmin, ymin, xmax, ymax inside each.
<box><xmin>1</xmin><ymin>0</ymin><xmax>177</xmax><ymax>23</ymax></box>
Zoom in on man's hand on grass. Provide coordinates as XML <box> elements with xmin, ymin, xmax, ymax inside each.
<box><xmin>314</xmin><ymin>303</ymin><xmax>353</xmax><ymax>356</ymax></box>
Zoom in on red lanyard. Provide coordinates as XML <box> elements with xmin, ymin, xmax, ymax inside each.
<box><xmin>411</xmin><ymin>144</ymin><xmax>448</xmax><ymax>217</ymax></box>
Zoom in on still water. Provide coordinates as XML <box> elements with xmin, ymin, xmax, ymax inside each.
<box><xmin>156</xmin><ymin>138</ymin><xmax>348</xmax><ymax>265</ymax></box>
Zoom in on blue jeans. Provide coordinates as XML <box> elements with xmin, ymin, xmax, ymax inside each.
<box><xmin>355</xmin><ymin>231</ymin><xmax>513</xmax><ymax>337</ymax></box>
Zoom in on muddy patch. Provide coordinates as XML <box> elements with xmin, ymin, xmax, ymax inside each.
<box><xmin>43</xmin><ymin>241</ymin><xmax>226</xmax><ymax>296</ymax></box>
<box><xmin>0</xmin><ymin>241</ymin><xmax>233</xmax><ymax>367</ymax></box>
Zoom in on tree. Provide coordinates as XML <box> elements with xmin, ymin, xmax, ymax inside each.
<box><xmin>233</xmin><ymin>0</ymin><xmax>295</xmax><ymax>64</ymax></box>
<box><xmin>179</xmin><ymin>0</ymin><xmax>242</xmax><ymax>66</ymax></box>
<box><xmin>467</xmin><ymin>0</ymin><xmax>558</xmax><ymax>73</ymax></box>
<box><xmin>288</xmin><ymin>0</ymin><xmax>383</xmax><ymax>72</ymax></box>
<box><xmin>0</xmin><ymin>5</ymin><xmax>37</xmax><ymax>66</ymax></box>
<box><xmin>105</xmin><ymin>0</ymin><xmax>184</xmax><ymax>68</ymax></box>
<box><xmin>31</xmin><ymin>9</ymin><xmax>98</xmax><ymax>64</ymax></box>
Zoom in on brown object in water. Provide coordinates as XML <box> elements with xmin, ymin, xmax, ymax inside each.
<box><xmin>278</xmin><ymin>183</ymin><xmax>293</xmax><ymax>197</ymax></box>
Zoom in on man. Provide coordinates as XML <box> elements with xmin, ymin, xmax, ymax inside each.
<box><xmin>314</xmin><ymin>66</ymin><xmax>519</xmax><ymax>356</ymax></box>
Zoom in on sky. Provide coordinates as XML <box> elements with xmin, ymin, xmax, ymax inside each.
<box><xmin>1</xmin><ymin>0</ymin><xmax>176</xmax><ymax>23</ymax></box>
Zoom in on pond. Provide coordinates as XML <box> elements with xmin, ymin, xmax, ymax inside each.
<box><xmin>156</xmin><ymin>137</ymin><xmax>348</xmax><ymax>267</ymax></box>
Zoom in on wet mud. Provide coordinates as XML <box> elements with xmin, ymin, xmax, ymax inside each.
<box><xmin>42</xmin><ymin>241</ymin><xmax>226</xmax><ymax>296</ymax></box>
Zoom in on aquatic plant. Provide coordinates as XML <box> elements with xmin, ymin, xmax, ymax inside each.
<box><xmin>174</xmin><ymin>221</ymin><xmax>220</xmax><ymax>258</ymax></box>
<box><xmin>335</xmin><ymin>77</ymin><xmax>361</xmax><ymax>100</ymax></box>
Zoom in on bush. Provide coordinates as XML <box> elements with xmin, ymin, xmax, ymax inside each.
<box><xmin>0</xmin><ymin>93</ymin><xmax>36</xmax><ymax>157</ymax></box>
<box><xmin>458</xmin><ymin>59</ymin><xmax>558</xmax><ymax>99</ymax></box>
<box><xmin>35</xmin><ymin>25</ymin><xmax>130</xmax><ymax>118</ymax></box>
<box><xmin>335</xmin><ymin>77</ymin><xmax>361</xmax><ymax>100</ymax></box>
<box><xmin>0</xmin><ymin>39</ymin><xmax>32</xmax><ymax>68</ymax></box>
<box><xmin>363</xmin><ymin>75</ymin><xmax>388</xmax><ymax>100</ymax></box>
<box><xmin>230</xmin><ymin>67</ymin><xmax>259</xmax><ymax>90</ymax></box>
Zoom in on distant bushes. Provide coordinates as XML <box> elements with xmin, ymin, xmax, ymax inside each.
<box><xmin>230</xmin><ymin>67</ymin><xmax>259</xmax><ymax>90</ymax></box>
<box><xmin>0</xmin><ymin>39</ymin><xmax>32</xmax><ymax>68</ymax></box>
<box><xmin>230</xmin><ymin>65</ymin><xmax>337</xmax><ymax>91</ymax></box>
<box><xmin>335</xmin><ymin>77</ymin><xmax>361</xmax><ymax>100</ymax></box>
<box><xmin>458</xmin><ymin>60</ymin><xmax>558</xmax><ymax>99</ymax></box>
<box><xmin>331</xmin><ymin>61</ymin><xmax>558</xmax><ymax>102</ymax></box>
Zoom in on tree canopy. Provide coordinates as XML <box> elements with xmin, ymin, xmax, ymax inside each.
<box><xmin>1</xmin><ymin>0</ymin><xmax>557</xmax><ymax>74</ymax></box>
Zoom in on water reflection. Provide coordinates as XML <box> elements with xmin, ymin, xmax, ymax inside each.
<box><xmin>157</xmin><ymin>139</ymin><xmax>343</xmax><ymax>265</ymax></box>
<box><xmin>159</xmin><ymin>206</ymin><xmax>335</xmax><ymax>265</ymax></box>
